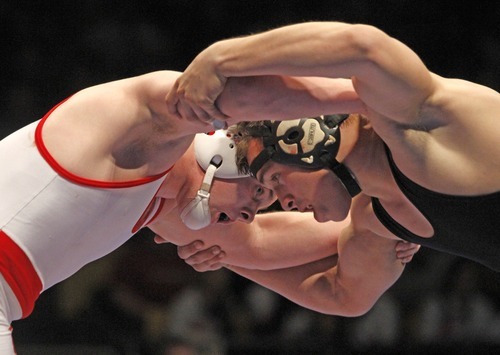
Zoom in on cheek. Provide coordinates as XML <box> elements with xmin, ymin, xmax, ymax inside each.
<box><xmin>210</xmin><ymin>184</ymin><xmax>236</xmax><ymax>207</ymax></box>
<box><xmin>329</xmin><ymin>183</ymin><xmax>352</xmax><ymax>219</ymax></box>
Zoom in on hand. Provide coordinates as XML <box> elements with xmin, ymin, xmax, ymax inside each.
<box><xmin>395</xmin><ymin>241</ymin><xmax>421</xmax><ymax>264</ymax></box>
<box><xmin>165</xmin><ymin>50</ymin><xmax>229</xmax><ymax>125</ymax></box>
<box><xmin>177</xmin><ymin>240</ymin><xmax>226</xmax><ymax>272</ymax></box>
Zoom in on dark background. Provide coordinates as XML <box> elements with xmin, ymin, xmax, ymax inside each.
<box><xmin>2</xmin><ymin>1</ymin><xmax>500</xmax><ymax>354</ymax></box>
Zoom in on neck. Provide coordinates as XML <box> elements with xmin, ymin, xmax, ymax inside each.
<box><xmin>342</xmin><ymin>119</ymin><xmax>395</xmax><ymax>197</ymax></box>
<box><xmin>336</xmin><ymin>114</ymin><xmax>362</xmax><ymax>162</ymax></box>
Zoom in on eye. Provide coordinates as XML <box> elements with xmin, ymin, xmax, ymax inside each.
<box><xmin>253</xmin><ymin>185</ymin><xmax>266</xmax><ymax>201</ymax></box>
<box><xmin>270</xmin><ymin>173</ymin><xmax>280</xmax><ymax>184</ymax></box>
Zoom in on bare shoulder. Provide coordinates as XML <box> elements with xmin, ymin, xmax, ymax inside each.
<box><xmin>425</xmin><ymin>75</ymin><xmax>500</xmax><ymax>125</ymax></box>
<box><xmin>42</xmin><ymin>71</ymin><xmax>183</xmax><ymax>151</ymax></box>
<box><xmin>419</xmin><ymin>76</ymin><xmax>500</xmax><ymax>189</ymax></box>
<box><xmin>377</xmin><ymin>75</ymin><xmax>500</xmax><ymax>194</ymax></box>
<box><xmin>40</xmin><ymin>71</ymin><xmax>195</xmax><ymax>181</ymax></box>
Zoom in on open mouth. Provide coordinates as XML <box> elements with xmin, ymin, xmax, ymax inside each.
<box><xmin>217</xmin><ymin>212</ymin><xmax>231</xmax><ymax>223</ymax></box>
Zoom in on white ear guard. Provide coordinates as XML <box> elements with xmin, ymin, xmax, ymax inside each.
<box><xmin>194</xmin><ymin>130</ymin><xmax>244</xmax><ymax>179</ymax></box>
<box><xmin>180</xmin><ymin>161</ymin><xmax>218</xmax><ymax>230</ymax></box>
<box><xmin>181</xmin><ymin>130</ymin><xmax>248</xmax><ymax>230</ymax></box>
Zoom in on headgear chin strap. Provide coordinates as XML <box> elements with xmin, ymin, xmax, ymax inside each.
<box><xmin>249</xmin><ymin>115</ymin><xmax>361</xmax><ymax>197</ymax></box>
<box><xmin>181</xmin><ymin>130</ymin><xmax>247</xmax><ymax>230</ymax></box>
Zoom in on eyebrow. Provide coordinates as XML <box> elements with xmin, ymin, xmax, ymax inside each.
<box><xmin>256</xmin><ymin>162</ymin><xmax>272</xmax><ymax>185</ymax></box>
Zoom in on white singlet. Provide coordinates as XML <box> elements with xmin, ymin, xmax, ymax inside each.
<box><xmin>0</xmin><ymin>101</ymin><xmax>168</xmax><ymax>329</ymax></box>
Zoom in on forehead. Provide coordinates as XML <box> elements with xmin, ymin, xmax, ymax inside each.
<box><xmin>247</xmin><ymin>138</ymin><xmax>265</xmax><ymax>165</ymax></box>
<box><xmin>247</xmin><ymin>137</ymin><xmax>297</xmax><ymax>186</ymax></box>
<box><xmin>246</xmin><ymin>138</ymin><xmax>272</xmax><ymax>183</ymax></box>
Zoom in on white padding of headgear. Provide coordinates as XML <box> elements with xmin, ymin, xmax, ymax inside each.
<box><xmin>180</xmin><ymin>163</ymin><xmax>217</xmax><ymax>230</ymax></box>
<box><xmin>194</xmin><ymin>130</ymin><xmax>246</xmax><ymax>179</ymax></box>
<box><xmin>276</xmin><ymin>119</ymin><xmax>326</xmax><ymax>155</ymax></box>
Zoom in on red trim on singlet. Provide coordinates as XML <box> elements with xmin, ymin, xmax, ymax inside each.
<box><xmin>145</xmin><ymin>198</ymin><xmax>166</xmax><ymax>226</ymax></box>
<box><xmin>0</xmin><ymin>231</ymin><xmax>42</xmax><ymax>319</ymax></box>
<box><xmin>131</xmin><ymin>197</ymin><xmax>166</xmax><ymax>234</ymax></box>
<box><xmin>34</xmin><ymin>97</ymin><xmax>171</xmax><ymax>188</ymax></box>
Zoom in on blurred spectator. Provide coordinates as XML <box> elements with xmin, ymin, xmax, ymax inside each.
<box><xmin>410</xmin><ymin>258</ymin><xmax>500</xmax><ymax>345</ymax></box>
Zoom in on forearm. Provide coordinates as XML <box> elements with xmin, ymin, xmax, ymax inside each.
<box><xmin>240</xmin><ymin>211</ymin><xmax>344</xmax><ymax>270</ymax></box>
<box><xmin>218</xmin><ymin>75</ymin><xmax>365</xmax><ymax>122</ymax></box>
<box><xmin>226</xmin><ymin>254</ymin><xmax>381</xmax><ymax>317</ymax></box>
<box><xmin>153</xmin><ymin>210</ymin><xmax>344</xmax><ymax>271</ymax></box>
<box><xmin>226</xmin><ymin>227</ymin><xmax>405</xmax><ymax>316</ymax></box>
<box><xmin>208</xmin><ymin>22</ymin><xmax>433</xmax><ymax>122</ymax></box>
<box><xmin>208</xmin><ymin>22</ymin><xmax>362</xmax><ymax>79</ymax></box>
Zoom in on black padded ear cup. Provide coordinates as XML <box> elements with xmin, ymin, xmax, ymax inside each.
<box><xmin>282</xmin><ymin>126</ymin><xmax>304</xmax><ymax>145</ymax></box>
<box><xmin>269</xmin><ymin>116</ymin><xmax>341</xmax><ymax>169</ymax></box>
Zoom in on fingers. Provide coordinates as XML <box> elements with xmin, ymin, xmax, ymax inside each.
<box><xmin>165</xmin><ymin>80</ymin><xmax>229</xmax><ymax>125</ymax></box>
<box><xmin>399</xmin><ymin>255</ymin><xmax>413</xmax><ymax>264</ymax></box>
<box><xmin>179</xmin><ymin>101</ymin><xmax>228</xmax><ymax>125</ymax></box>
<box><xmin>167</xmin><ymin>95</ymin><xmax>228</xmax><ymax>127</ymax></box>
<box><xmin>177</xmin><ymin>240</ymin><xmax>226</xmax><ymax>272</ymax></box>
<box><xmin>395</xmin><ymin>241</ymin><xmax>421</xmax><ymax>264</ymax></box>
<box><xmin>395</xmin><ymin>241</ymin><xmax>420</xmax><ymax>253</ymax></box>
<box><xmin>177</xmin><ymin>240</ymin><xmax>203</xmax><ymax>258</ymax></box>
<box><xmin>153</xmin><ymin>234</ymin><xmax>169</xmax><ymax>244</ymax></box>
<box><xmin>188</xmin><ymin>99</ymin><xmax>220</xmax><ymax>123</ymax></box>
<box><xmin>203</xmin><ymin>103</ymin><xmax>229</xmax><ymax>122</ymax></box>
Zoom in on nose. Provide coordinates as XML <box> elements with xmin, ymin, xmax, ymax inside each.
<box><xmin>280</xmin><ymin>194</ymin><xmax>297</xmax><ymax>211</ymax></box>
<box><xmin>238</xmin><ymin>209</ymin><xmax>255</xmax><ymax>224</ymax></box>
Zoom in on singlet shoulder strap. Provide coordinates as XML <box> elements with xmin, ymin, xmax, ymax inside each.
<box><xmin>371</xmin><ymin>197</ymin><xmax>425</xmax><ymax>242</ymax></box>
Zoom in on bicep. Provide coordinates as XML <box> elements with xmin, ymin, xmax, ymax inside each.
<box><xmin>334</xmin><ymin>227</ymin><xmax>404</xmax><ymax>310</ymax></box>
<box><xmin>227</xmin><ymin>255</ymin><xmax>350</xmax><ymax>315</ymax></box>
<box><xmin>228</xmin><ymin>252</ymin><xmax>377</xmax><ymax>316</ymax></box>
<box><xmin>350</xmin><ymin>29</ymin><xmax>435</xmax><ymax>123</ymax></box>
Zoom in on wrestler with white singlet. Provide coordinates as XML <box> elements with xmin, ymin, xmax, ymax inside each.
<box><xmin>0</xmin><ymin>70</ymin><xmax>419</xmax><ymax>353</ymax></box>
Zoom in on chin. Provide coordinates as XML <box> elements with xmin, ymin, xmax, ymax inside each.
<box><xmin>315</xmin><ymin>208</ymin><xmax>349</xmax><ymax>223</ymax></box>
<box><xmin>313</xmin><ymin>212</ymin><xmax>332</xmax><ymax>223</ymax></box>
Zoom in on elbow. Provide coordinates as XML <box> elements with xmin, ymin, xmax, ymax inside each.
<box><xmin>312</xmin><ymin>279</ymin><xmax>379</xmax><ymax>317</ymax></box>
<box><xmin>338</xmin><ymin>24</ymin><xmax>392</xmax><ymax>68</ymax></box>
<box><xmin>317</xmin><ymin>298</ymin><xmax>375</xmax><ymax>317</ymax></box>
<box><xmin>337</xmin><ymin>302</ymin><xmax>374</xmax><ymax>317</ymax></box>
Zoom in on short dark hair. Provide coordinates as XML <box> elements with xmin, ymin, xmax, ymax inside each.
<box><xmin>228</xmin><ymin>121</ymin><xmax>267</xmax><ymax>175</ymax></box>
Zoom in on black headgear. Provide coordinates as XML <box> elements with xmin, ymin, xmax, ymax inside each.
<box><xmin>249</xmin><ymin>115</ymin><xmax>361</xmax><ymax>197</ymax></box>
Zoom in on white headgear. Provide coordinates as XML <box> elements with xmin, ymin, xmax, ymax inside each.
<box><xmin>180</xmin><ymin>130</ymin><xmax>247</xmax><ymax>230</ymax></box>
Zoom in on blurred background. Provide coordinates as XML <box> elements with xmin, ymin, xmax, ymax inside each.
<box><xmin>2</xmin><ymin>1</ymin><xmax>499</xmax><ymax>354</ymax></box>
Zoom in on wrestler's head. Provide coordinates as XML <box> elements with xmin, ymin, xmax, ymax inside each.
<box><xmin>181</xmin><ymin>129</ymin><xmax>275</xmax><ymax>230</ymax></box>
<box><xmin>231</xmin><ymin>115</ymin><xmax>360</xmax><ymax>222</ymax></box>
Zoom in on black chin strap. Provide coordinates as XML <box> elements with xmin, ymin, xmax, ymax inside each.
<box><xmin>320</xmin><ymin>155</ymin><xmax>361</xmax><ymax>197</ymax></box>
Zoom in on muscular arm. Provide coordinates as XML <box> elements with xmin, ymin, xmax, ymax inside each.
<box><xmin>149</xmin><ymin>210</ymin><xmax>346</xmax><ymax>270</ymax></box>
<box><xmin>167</xmin><ymin>22</ymin><xmax>435</xmax><ymax>126</ymax></box>
<box><xmin>226</xmin><ymin>225</ymin><xmax>404</xmax><ymax>317</ymax></box>
<box><xmin>43</xmin><ymin>71</ymin><xmax>218</xmax><ymax>180</ymax></box>
<box><xmin>218</xmin><ymin>75</ymin><xmax>365</xmax><ymax>124</ymax></box>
